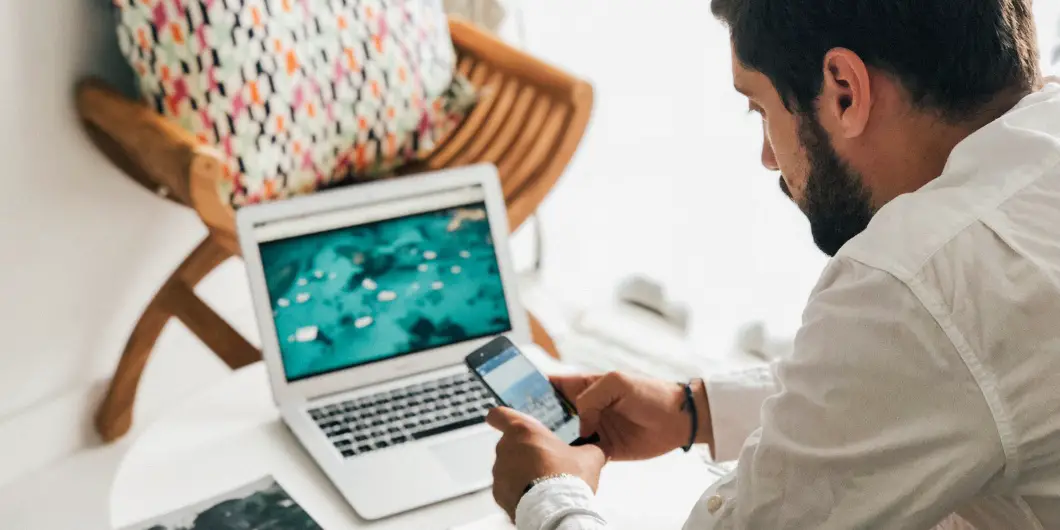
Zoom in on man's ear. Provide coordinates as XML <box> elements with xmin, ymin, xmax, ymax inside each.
<box><xmin>820</xmin><ymin>48</ymin><xmax>871</xmax><ymax>138</ymax></box>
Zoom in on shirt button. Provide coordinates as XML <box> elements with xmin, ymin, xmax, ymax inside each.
<box><xmin>706</xmin><ymin>494</ymin><xmax>725</xmax><ymax>514</ymax></box>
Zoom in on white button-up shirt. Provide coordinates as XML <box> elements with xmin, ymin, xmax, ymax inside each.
<box><xmin>516</xmin><ymin>83</ymin><xmax>1060</xmax><ymax>529</ymax></box>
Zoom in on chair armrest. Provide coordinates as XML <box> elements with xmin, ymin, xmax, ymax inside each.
<box><xmin>448</xmin><ymin>18</ymin><xmax>590</xmax><ymax>103</ymax></box>
<box><xmin>76</xmin><ymin>79</ymin><xmax>235</xmax><ymax>235</ymax></box>
<box><xmin>440</xmin><ymin>19</ymin><xmax>594</xmax><ymax>231</ymax></box>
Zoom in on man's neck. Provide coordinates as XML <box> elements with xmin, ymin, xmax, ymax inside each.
<box><xmin>871</xmin><ymin>88</ymin><xmax>1032</xmax><ymax>207</ymax></box>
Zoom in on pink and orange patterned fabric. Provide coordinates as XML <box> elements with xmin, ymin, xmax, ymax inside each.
<box><xmin>114</xmin><ymin>0</ymin><xmax>476</xmax><ymax>206</ymax></box>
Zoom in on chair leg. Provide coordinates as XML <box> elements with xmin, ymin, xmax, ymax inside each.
<box><xmin>167</xmin><ymin>280</ymin><xmax>259</xmax><ymax>369</ymax></box>
<box><xmin>95</xmin><ymin>236</ymin><xmax>235</xmax><ymax>442</ymax></box>
<box><xmin>529</xmin><ymin>312</ymin><xmax>559</xmax><ymax>359</ymax></box>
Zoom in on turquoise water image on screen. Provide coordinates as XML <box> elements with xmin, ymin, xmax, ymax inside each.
<box><xmin>259</xmin><ymin>202</ymin><xmax>512</xmax><ymax>381</ymax></box>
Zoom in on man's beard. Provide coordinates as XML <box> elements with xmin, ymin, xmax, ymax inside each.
<box><xmin>782</xmin><ymin>114</ymin><xmax>874</xmax><ymax>257</ymax></box>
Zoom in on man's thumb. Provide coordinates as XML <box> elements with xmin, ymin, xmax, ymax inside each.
<box><xmin>575</xmin><ymin>373</ymin><xmax>625</xmax><ymax>437</ymax></box>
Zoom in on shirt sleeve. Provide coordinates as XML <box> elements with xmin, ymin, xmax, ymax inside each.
<box><xmin>685</xmin><ymin>258</ymin><xmax>1006</xmax><ymax>529</ymax></box>
<box><xmin>706</xmin><ymin>365</ymin><xmax>779</xmax><ymax>461</ymax></box>
<box><xmin>516</xmin><ymin>476</ymin><xmax>608</xmax><ymax>530</ymax></box>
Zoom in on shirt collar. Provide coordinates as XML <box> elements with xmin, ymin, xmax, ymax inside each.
<box><xmin>925</xmin><ymin>82</ymin><xmax>1060</xmax><ymax>193</ymax></box>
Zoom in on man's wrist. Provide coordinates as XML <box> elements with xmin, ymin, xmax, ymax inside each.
<box><xmin>668</xmin><ymin>379</ymin><xmax>714</xmax><ymax>450</ymax></box>
<box><xmin>691</xmin><ymin>379</ymin><xmax>714</xmax><ymax>446</ymax></box>
<box><xmin>523</xmin><ymin>473</ymin><xmax>578</xmax><ymax>495</ymax></box>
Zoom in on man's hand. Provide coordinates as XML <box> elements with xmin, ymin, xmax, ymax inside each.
<box><xmin>552</xmin><ymin>372</ymin><xmax>713</xmax><ymax>461</ymax></box>
<box><xmin>487</xmin><ymin>407</ymin><xmax>607</xmax><ymax>520</ymax></box>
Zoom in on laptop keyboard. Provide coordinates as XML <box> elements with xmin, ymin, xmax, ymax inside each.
<box><xmin>309</xmin><ymin>371</ymin><xmax>498</xmax><ymax>459</ymax></box>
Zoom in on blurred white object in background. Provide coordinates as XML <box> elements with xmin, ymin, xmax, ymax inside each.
<box><xmin>734</xmin><ymin>321</ymin><xmax>793</xmax><ymax>362</ymax></box>
<box><xmin>616</xmin><ymin>275</ymin><xmax>691</xmax><ymax>332</ymax></box>
<box><xmin>553</xmin><ymin>275</ymin><xmax>773</xmax><ymax>381</ymax></box>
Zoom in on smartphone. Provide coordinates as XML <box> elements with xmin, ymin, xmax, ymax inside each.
<box><xmin>466</xmin><ymin>336</ymin><xmax>588</xmax><ymax>445</ymax></box>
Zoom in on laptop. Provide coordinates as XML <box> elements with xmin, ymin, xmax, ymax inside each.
<box><xmin>235</xmin><ymin>164</ymin><xmax>532</xmax><ymax>520</ymax></box>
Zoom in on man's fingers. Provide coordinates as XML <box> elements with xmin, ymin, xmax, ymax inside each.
<box><xmin>575</xmin><ymin>372</ymin><xmax>627</xmax><ymax>437</ymax></box>
<box><xmin>550</xmin><ymin>374</ymin><xmax>599</xmax><ymax>403</ymax></box>
<box><xmin>486</xmin><ymin>406</ymin><xmax>525</xmax><ymax>434</ymax></box>
<box><xmin>487</xmin><ymin>406</ymin><xmax>549</xmax><ymax>436</ymax></box>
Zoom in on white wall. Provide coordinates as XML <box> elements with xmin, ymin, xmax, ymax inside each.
<box><xmin>1043</xmin><ymin>1</ymin><xmax>1060</xmax><ymax>74</ymax></box>
<box><xmin>0</xmin><ymin>0</ymin><xmax>253</xmax><ymax>486</ymax></box>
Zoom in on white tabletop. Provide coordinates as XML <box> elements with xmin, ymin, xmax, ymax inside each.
<box><xmin>110</xmin><ymin>347</ymin><xmax>721</xmax><ymax>529</ymax></box>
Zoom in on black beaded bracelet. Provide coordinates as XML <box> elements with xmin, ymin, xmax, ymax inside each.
<box><xmin>680</xmin><ymin>381</ymin><xmax>698</xmax><ymax>452</ymax></box>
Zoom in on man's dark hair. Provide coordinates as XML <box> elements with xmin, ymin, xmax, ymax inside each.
<box><xmin>713</xmin><ymin>0</ymin><xmax>1041</xmax><ymax>122</ymax></box>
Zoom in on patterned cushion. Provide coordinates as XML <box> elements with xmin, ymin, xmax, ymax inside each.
<box><xmin>114</xmin><ymin>0</ymin><xmax>476</xmax><ymax>207</ymax></box>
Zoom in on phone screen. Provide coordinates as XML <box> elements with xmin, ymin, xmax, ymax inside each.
<box><xmin>468</xmin><ymin>339</ymin><xmax>581</xmax><ymax>443</ymax></box>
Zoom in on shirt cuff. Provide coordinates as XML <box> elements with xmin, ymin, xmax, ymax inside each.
<box><xmin>706</xmin><ymin>364</ymin><xmax>778</xmax><ymax>462</ymax></box>
<box><xmin>515</xmin><ymin>476</ymin><xmax>606</xmax><ymax>530</ymax></box>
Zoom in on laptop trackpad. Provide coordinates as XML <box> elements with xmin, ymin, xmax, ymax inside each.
<box><xmin>431</xmin><ymin>432</ymin><xmax>497</xmax><ymax>486</ymax></box>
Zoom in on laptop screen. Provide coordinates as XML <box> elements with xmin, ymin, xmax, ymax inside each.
<box><xmin>255</xmin><ymin>189</ymin><xmax>512</xmax><ymax>382</ymax></box>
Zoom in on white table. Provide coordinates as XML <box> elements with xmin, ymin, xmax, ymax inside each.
<box><xmin>110</xmin><ymin>347</ymin><xmax>722</xmax><ymax>529</ymax></box>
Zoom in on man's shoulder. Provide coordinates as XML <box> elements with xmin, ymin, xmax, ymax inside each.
<box><xmin>835</xmin><ymin>186</ymin><xmax>993</xmax><ymax>283</ymax></box>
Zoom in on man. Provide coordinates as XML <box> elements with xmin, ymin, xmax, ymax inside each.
<box><xmin>487</xmin><ymin>0</ymin><xmax>1060</xmax><ymax>528</ymax></box>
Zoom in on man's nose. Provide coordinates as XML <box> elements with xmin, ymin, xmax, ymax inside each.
<box><xmin>761</xmin><ymin>128</ymin><xmax>779</xmax><ymax>171</ymax></box>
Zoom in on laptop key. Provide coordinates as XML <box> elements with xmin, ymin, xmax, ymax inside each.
<box><xmin>411</xmin><ymin>416</ymin><xmax>487</xmax><ymax>440</ymax></box>
<box><xmin>391</xmin><ymin>435</ymin><xmax>408</xmax><ymax>444</ymax></box>
<box><xmin>341</xmin><ymin>449</ymin><xmax>356</xmax><ymax>457</ymax></box>
<box><xmin>387</xmin><ymin>426</ymin><xmax>400</xmax><ymax>434</ymax></box>
<box><xmin>354</xmin><ymin>434</ymin><xmax>368</xmax><ymax>442</ymax></box>
<box><xmin>375</xmin><ymin>440</ymin><xmax>389</xmax><ymax>449</ymax></box>
<box><xmin>403</xmin><ymin>421</ymin><xmax>417</xmax><ymax>429</ymax></box>
<box><xmin>357</xmin><ymin>445</ymin><xmax>372</xmax><ymax>452</ymax></box>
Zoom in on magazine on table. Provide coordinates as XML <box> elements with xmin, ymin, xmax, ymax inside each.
<box><xmin>118</xmin><ymin>476</ymin><xmax>321</xmax><ymax>530</ymax></box>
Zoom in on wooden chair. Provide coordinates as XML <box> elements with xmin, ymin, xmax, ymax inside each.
<box><xmin>76</xmin><ymin>18</ymin><xmax>593</xmax><ymax>442</ymax></box>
